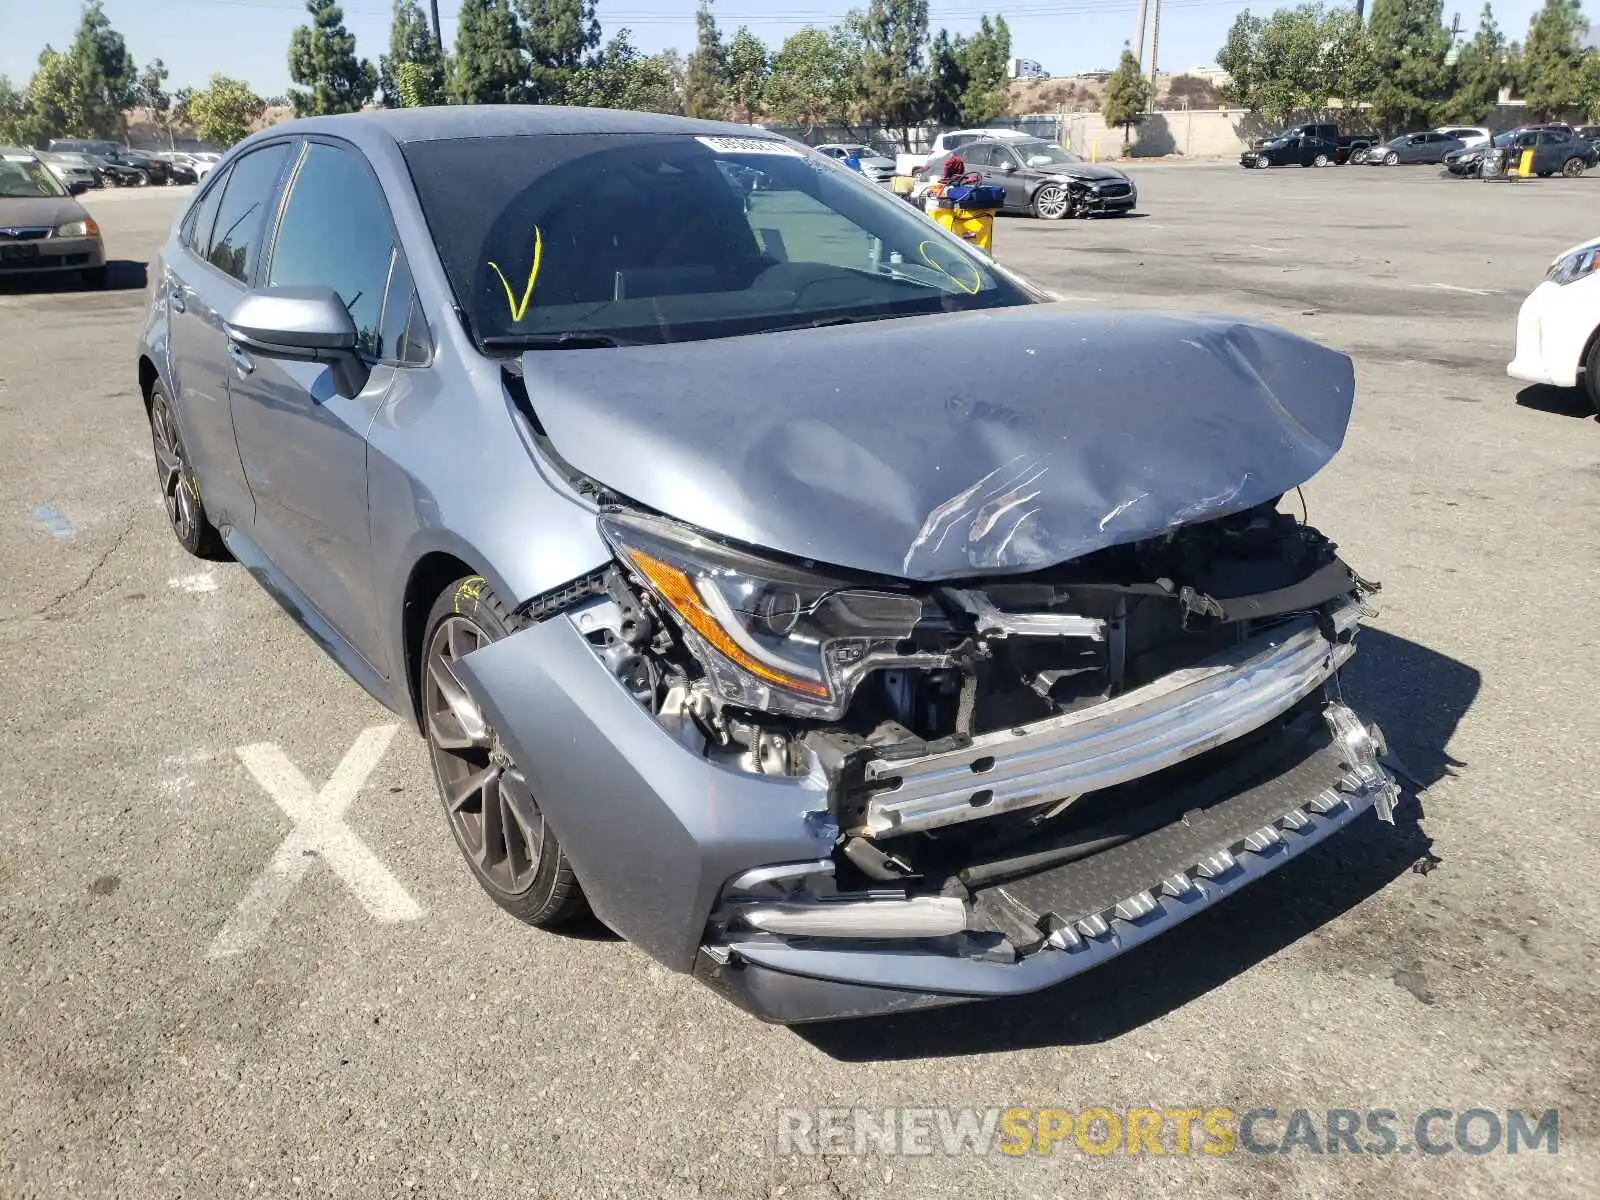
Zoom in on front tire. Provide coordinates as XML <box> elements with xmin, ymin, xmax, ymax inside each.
<box><xmin>1031</xmin><ymin>183</ymin><xmax>1071</xmax><ymax>220</ymax></box>
<box><xmin>1562</xmin><ymin>157</ymin><xmax>1586</xmax><ymax>178</ymax></box>
<box><xmin>148</xmin><ymin>382</ymin><xmax>226</xmax><ymax>559</ymax></box>
<box><xmin>1384</xmin><ymin>151</ymin><xmax>1399</xmax><ymax>166</ymax></box>
<box><xmin>1350</xmin><ymin>147</ymin><xmax>1370</xmax><ymax>165</ymax></box>
<box><xmin>422</xmin><ymin>577</ymin><xmax>587</xmax><ymax>928</ymax></box>
<box><xmin>1312</xmin><ymin>153</ymin><xmax>1330</xmax><ymax>168</ymax></box>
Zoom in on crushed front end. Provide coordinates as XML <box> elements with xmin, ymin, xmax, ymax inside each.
<box><xmin>456</xmin><ymin>500</ymin><xmax>1398</xmax><ymax>1023</ymax></box>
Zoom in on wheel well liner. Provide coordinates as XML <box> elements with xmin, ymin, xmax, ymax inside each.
<box><xmin>138</xmin><ymin>355</ymin><xmax>159</xmax><ymax>413</ymax></box>
<box><xmin>402</xmin><ymin>551</ymin><xmax>480</xmax><ymax>728</ymax></box>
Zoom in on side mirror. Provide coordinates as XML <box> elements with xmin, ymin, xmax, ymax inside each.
<box><xmin>225</xmin><ymin>286</ymin><xmax>369</xmax><ymax>398</ymax></box>
<box><xmin>1000</xmin><ymin>160</ymin><xmax>1017</xmax><ymax>172</ymax></box>
<box><xmin>68</xmin><ymin>181</ymin><xmax>89</xmax><ymax>195</ymax></box>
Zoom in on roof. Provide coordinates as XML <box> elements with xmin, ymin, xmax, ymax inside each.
<box><xmin>256</xmin><ymin>105</ymin><xmax>769</xmax><ymax>147</ymax></box>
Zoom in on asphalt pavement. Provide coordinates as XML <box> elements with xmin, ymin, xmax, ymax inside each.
<box><xmin>1</xmin><ymin>167</ymin><xmax>1597</xmax><ymax>1198</ymax></box>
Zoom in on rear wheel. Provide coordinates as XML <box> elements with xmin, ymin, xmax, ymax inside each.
<box><xmin>1031</xmin><ymin>183</ymin><xmax>1070</xmax><ymax>219</ymax></box>
<box><xmin>422</xmin><ymin>577</ymin><xmax>587</xmax><ymax>928</ymax></box>
<box><xmin>1562</xmin><ymin>157</ymin><xmax>1586</xmax><ymax>178</ymax></box>
<box><xmin>148</xmin><ymin>382</ymin><xmax>226</xmax><ymax>558</ymax></box>
<box><xmin>1311</xmin><ymin>153</ymin><xmax>1330</xmax><ymax>168</ymax></box>
<box><xmin>132</xmin><ymin>169</ymin><xmax>149</xmax><ymax>187</ymax></box>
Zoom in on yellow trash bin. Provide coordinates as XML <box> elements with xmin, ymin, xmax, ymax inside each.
<box><xmin>931</xmin><ymin>205</ymin><xmax>996</xmax><ymax>252</ymax></box>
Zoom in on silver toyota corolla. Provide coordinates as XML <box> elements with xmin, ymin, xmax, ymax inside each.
<box><xmin>136</xmin><ymin>107</ymin><xmax>1397</xmax><ymax>1024</ymax></box>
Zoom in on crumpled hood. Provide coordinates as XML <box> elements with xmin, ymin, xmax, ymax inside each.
<box><xmin>1048</xmin><ymin>164</ymin><xmax>1129</xmax><ymax>183</ymax></box>
<box><xmin>521</xmin><ymin>305</ymin><xmax>1356</xmax><ymax>581</ymax></box>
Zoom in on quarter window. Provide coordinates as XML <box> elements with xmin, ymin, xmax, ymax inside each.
<box><xmin>206</xmin><ymin>143</ymin><xmax>291</xmax><ymax>283</ymax></box>
<box><xmin>267</xmin><ymin>142</ymin><xmax>396</xmax><ymax>357</ymax></box>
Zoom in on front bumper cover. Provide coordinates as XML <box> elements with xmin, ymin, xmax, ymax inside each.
<box><xmin>457</xmin><ymin>609</ymin><xmax>1395</xmax><ymax>1023</ymax></box>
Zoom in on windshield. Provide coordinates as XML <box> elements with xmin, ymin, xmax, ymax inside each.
<box><xmin>0</xmin><ymin>153</ymin><xmax>67</xmax><ymax>198</ymax></box>
<box><xmin>404</xmin><ymin>132</ymin><xmax>1038</xmax><ymax>350</ymax></box>
<box><xmin>1018</xmin><ymin>143</ymin><xmax>1083</xmax><ymax>167</ymax></box>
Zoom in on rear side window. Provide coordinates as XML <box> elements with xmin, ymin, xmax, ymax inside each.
<box><xmin>266</xmin><ymin>142</ymin><xmax>397</xmax><ymax>357</ymax></box>
<box><xmin>206</xmin><ymin>142</ymin><xmax>292</xmax><ymax>283</ymax></box>
<box><xmin>182</xmin><ymin>166</ymin><xmax>231</xmax><ymax>257</ymax></box>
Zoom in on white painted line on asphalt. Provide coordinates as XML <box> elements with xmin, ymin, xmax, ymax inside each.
<box><xmin>1411</xmin><ymin>282</ymin><xmax>1496</xmax><ymax>296</ymax></box>
<box><xmin>207</xmin><ymin>724</ymin><xmax>420</xmax><ymax>958</ymax></box>
<box><xmin>1247</xmin><ymin>244</ymin><xmax>1285</xmax><ymax>253</ymax></box>
<box><xmin>168</xmin><ymin>571</ymin><xmax>218</xmax><ymax>593</ymax></box>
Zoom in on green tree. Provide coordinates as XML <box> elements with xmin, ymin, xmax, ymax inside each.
<box><xmin>927</xmin><ymin>29</ymin><xmax>969</xmax><ymax>126</ymax></box>
<box><xmin>451</xmin><ymin>0</ymin><xmax>525</xmax><ymax>103</ymax></box>
<box><xmin>136</xmin><ymin>58</ymin><xmax>173</xmax><ymax>145</ymax></box>
<box><xmin>380</xmin><ymin>0</ymin><xmax>445</xmax><ymax>107</ymax></box>
<box><xmin>724</xmin><ymin>27</ymin><xmax>770</xmax><ymax>123</ymax></box>
<box><xmin>1101</xmin><ymin>47</ymin><xmax>1155</xmax><ymax>149</ymax></box>
<box><xmin>0</xmin><ymin>76</ymin><xmax>26</xmax><ymax>144</ymax></box>
<box><xmin>853</xmin><ymin>0</ymin><xmax>932</xmax><ymax>145</ymax></box>
<box><xmin>18</xmin><ymin>48</ymin><xmax>79</xmax><ymax>145</ymax></box>
<box><xmin>187</xmin><ymin>73</ymin><xmax>266</xmax><ymax>146</ymax></box>
<box><xmin>684</xmin><ymin>1</ymin><xmax>728</xmax><ymax>118</ymax></box>
<box><xmin>288</xmin><ymin>0</ymin><xmax>378</xmax><ymax>116</ymax></box>
<box><xmin>1519</xmin><ymin>0</ymin><xmax>1589</xmax><ymax>119</ymax></box>
<box><xmin>172</xmin><ymin>84</ymin><xmax>196</xmax><ymax>131</ymax></box>
<box><xmin>1445</xmin><ymin>4</ymin><xmax>1508</xmax><ymax>121</ymax></box>
<box><xmin>958</xmin><ymin>15</ymin><xmax>1011</xmax><ymax>124</ymax></box>
<box><xmin>1217</xmin><ymin>4</ymin><xmax>1375</xmax><ymax>126</ymax></box>
<box><xmin>64</xmin><ymin>0</ymin><xmax>137</xmax><ymax>137</ymax></box>
<box><xmin>518</xmin><ymin>0</ymin><xmax>600</xmax><ymax>103</ymax></box>
<box><xmin>763</xmin><ymin>26</ymin><xmax>857</xmax><ymax>129</ymax></box>
<box><xmin>568</xmin><ymin>28</ymin><xmax>681</xmax><ymax>112</ymax></box>
<box><xmin>1366</xmin><ymin>0</ymin><xmax>1452</xmax><ymax>132</ymax></box>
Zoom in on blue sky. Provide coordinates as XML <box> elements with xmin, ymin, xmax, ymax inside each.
<box><xmin>0</xmin><ymin>0</ymin><xmax>1558</xmax><ymax>97</ymax></box>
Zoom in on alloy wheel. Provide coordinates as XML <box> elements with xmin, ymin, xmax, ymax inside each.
<box><xmin>1033</xmin><ymin>185</ymin><xmax>1069</xmax><ymax>219</ymax></box>
<box><xmin>424</xmin><ymin>615</ymin><xmax>546</xmax><ymax>896</ymax></box>
<box><xmin>150</xmin><ymin>393</ymin><xmax>200</xmax><ymax>544</ymax></box>
<box><xmin>1562</xmin><ymin>158</ymin><xmax>1585</xmax><ymax>178</ymax></box>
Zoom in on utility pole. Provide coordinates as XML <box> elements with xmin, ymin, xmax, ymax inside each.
<box><xmin>429</xmin><ymin>0</ymin><xmax>443</xmax><ymax>52</ymax></box>
<box><xmin>1149</xmin><ymin>0</ymin><xmax>1162</xmax><ymax>86</ymax></box>
<box><xmin>1133</xmin><ymin>0</ymin><xmax>1149</xmax><ymax>70</ymax></box>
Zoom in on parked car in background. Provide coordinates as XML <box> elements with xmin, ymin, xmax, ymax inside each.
<box><xmin>1366</xmin><ymin>131</ymin><xmax>1465</xmax><ymax>165</ymax></box>
<box><xmin>929</xmin><ymin>136</ymin><xmax>1136</xmax><ymax>218</ymax></box>
<box><xmin>84</xmin><ymin>153</ymin><xmax>148</xmax><ymax>186</ymax></box>
<box><xmin>1435</xmin><ymin>125</ymin><xmax>1491</xmax><ymax>148</ymax></box>
<box><xmin>896</xmin><ymin>127</ymin><xmax>1034</xmax><ymax>177</ymax></box>
<box><xmin>154</xmin><ymin>152</ymin><xmax>199</xmax><ymax>184</ymax></box>
<box><xmin>1241</xmin><ymin>132</ymin><xmax>1341</xmax><ymax>168</ymax></box>
<box><xmin>1444</xmin><ymin>127</ymin><xmax>1598</xmax><ymax>177</ymax></box>
<box><xmin>814</xmin><ymin>143</ymin><xmax>896</xmax><ymax>185</ymax></box>
<box><xmin>115</xmin><ymin>148</ymin><xmax>173</xmax><ymax>185</ymax></box>
<box><xmin>0</xmin><ymin>147</ymin><xmax>107</xmax><ymax>286</ymax></box>
<box><xmin>1508</xmin><ymin>235</ymin><xmax>1600</xmax><ymax>412</ymax></box>
<box><xmin>48</xmin><ymin>137</ymin><xmax>123</xmax><ymax>159</ymax></box>
<box><xmin>135</xmin><ymin>107</ymin><xmax>1396</xmax><ymax>1024</ymax></box>
<box><xmin>1575</xmin><ymin>125</ymin><xmax>1600</xmax><ymax>147</ymax></box>
<box><xmin>37</xmin><ymin>151</ymin><xmax>100</xmax><ymax>191</ymax></box>
<box><xmin>1249</xmin><ymin>122</ymin><xmax>1377</xmax><ymax>165</ymax></box>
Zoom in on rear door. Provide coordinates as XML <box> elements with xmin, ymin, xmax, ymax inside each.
<box><xmin>162</xmin><ymin>143</ymin><xmax>295</xmax><ymax>528</ymax></box>
<box><xmin>225</xmin><ymin>138</ymin><xmax>408</xmax><ymax>673</ymax></box>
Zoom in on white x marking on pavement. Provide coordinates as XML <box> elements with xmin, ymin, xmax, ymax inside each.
<box><xmin>207</xmin><ymin>724</ymin><xmax>422</xmax><ymax>958</ymax></box>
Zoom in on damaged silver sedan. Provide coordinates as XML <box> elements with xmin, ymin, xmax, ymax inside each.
<box><xmin>137</xmin><ymin>106</ymin><xmax>1397</xmax><ymax>1023</ymax></box>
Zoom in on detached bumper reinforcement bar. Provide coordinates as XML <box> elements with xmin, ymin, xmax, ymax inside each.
<box><xmin>858</xmin><ymin>617</ymin><xmax>1353</xmax><ymax>836</ymax></box>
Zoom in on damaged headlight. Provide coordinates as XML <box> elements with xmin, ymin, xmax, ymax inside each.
<box><xmin>1548</xmin><ymin>244</ymin><xmax>1600</xmax><ymax>286</ymax></box>
<box><xmin>598</xmin><ymin>509</ymin><xmax>932</xmax><ymax>720</ymax></box>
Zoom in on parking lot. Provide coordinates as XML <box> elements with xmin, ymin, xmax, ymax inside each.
<box><xmin>2</xmin><ymin>164</ymin><xmax>1596</xmax><ymax>1198</ymax></box>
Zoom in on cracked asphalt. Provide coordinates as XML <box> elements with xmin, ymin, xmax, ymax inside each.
<box><xmin>2</xmin><ymin>166</ymin><xmax>1597</xmax><ymax>1199</ymax></box>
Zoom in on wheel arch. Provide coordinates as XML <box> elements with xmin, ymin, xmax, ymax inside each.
<box><xmin>137</xmin><ymin>354</ymin><xmax>161</xmax><ymax>415</ymax></box>
<box><xmin>400</xmin><ymin>549</ymin><xmax>488</xmax><ymax>731</ymax></box>
<box><xmin>1579</xmin><ymin>320</ymin><xmax>1600</xmax><ymax>384</ymax></box>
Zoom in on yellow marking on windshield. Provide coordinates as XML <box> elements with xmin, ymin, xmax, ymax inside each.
<box><xmin>487</xmin><ymin>227</ymin><xmax>544</xmax><ymax>323</ymax></box>
<box><xmin>917</xmin><ymin>240</ymin><xmax>983</xmax><ymax>295</ymax></box>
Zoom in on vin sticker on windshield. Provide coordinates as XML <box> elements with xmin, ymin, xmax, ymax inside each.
<box><xmin>695</xmin><ymin>136</ymin><xmax>806</xmax><ymax>157</ymax></box>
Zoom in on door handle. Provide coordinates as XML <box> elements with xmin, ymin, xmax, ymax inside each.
<box><xmin>168</xmin><ymin>283</ymin><xmax>186</xmax><ymax>313</ymax></box>
<box><xmin>226</xmin><ymin>340</ymin><xmax>254</xmax><ymax>376</ymax></box>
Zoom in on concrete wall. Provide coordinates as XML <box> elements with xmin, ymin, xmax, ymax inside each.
<box><xmin>1061</xmin><ymin>109</ymin><xmax>1257</xmax><ymax>160</ymax></box>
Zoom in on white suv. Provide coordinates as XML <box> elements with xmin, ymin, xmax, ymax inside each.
<box><xmin>1508</xmin><ymin>236</ymin><xmax>1600</xmax><ymax>412</ymax></box>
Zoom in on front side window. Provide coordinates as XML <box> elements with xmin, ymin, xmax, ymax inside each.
<box><xmin>207</xmin><ymin>142</ymin><xmax>292</xmax><ymax>284</ymax></box>
<box><xmin>1018</xmin><ymin>143</ymin><xmax>1082</xmax><ymax>168</ymax></box>
<box><xmin>403</xmin><ymin>132</ymin><xmax>1038</xmax><ymax>350</ymax></box>
<box><xmin>267</xmin><ymin>142</ymin><xmax>396</xmax><ymax>357</ymax></box>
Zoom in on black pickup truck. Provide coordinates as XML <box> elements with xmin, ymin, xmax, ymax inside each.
<box><xmin>1241</xmin><ymin>123</ymin><xmax>1379</xmax><ymax>168</ymax></box>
